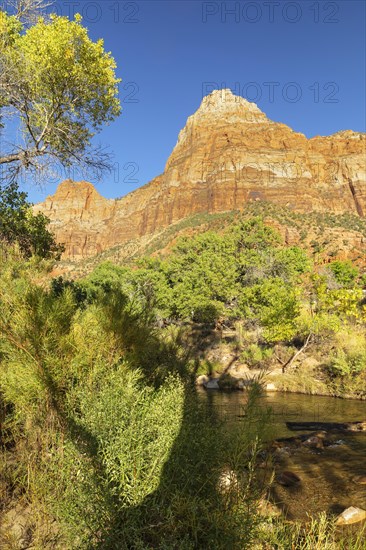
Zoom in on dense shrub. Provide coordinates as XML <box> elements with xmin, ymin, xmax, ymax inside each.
<box><xmin>0</xmin><ymin>248</ymin><xmax>269</xmax><ymax>548</ymax></box>
<box><xmin>1</xmin><ymin>210</ymin><xmax>366</xmax><ymax>548</ymax></box>
<box><xmin>0</xmin><ymin>183</ymin><xmax>63</xmax><ymax>259</ymax></box>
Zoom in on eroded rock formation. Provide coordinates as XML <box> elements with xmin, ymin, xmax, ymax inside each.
<box><xmin>34</xmin><ymin>89</ymin><xmax>366</xmax><ymax>260</ymax></box>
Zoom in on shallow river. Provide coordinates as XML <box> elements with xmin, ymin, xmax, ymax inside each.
<box><xmin>199</xmin><ymin>390</ymin><xmax>366</xmax><ymax>520</ymax></box>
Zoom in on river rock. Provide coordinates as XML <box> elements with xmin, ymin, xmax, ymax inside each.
<box><xmin>335</xmin><ymin>506</ymin><xmax>366</xmax><ymax>525</ymax></box>
<box><xmin>274</xmin><ymin>447</ymin><xmax>291</xmax><ymax>458</ymax></box>
<box><xmin>348</xmin><ymin>421</ymin><xmax>366</xmax><ymax>431</ymax></box>
<box><xmin>204</xmin><ymin>378</ymin><xmax>220</xmax><ymax>390</ymax></box>
<box><xmin>352</xmin><ymin>475</ymin><xmax>366</xmax><ymax>485</ymax></box>
<box><xmin>327</xmin><ymin>439</ymin><xmax>346</xmax><ymax>448</ymax></box>
<box><xmin>217</xmin><ymin>468</ymin><xmax>238</xmax><ymax>493</ymax></box>
<box><xmin>276</xmin><ymin>471</ymin><xmax>301</xmax><ymax>487</ymax></box>
<box><xmin>303</xmin><ymin>435</ymin><xmax>324</xmax><ymax>449</ymax></box>
<box><xmin>196</xmin><ymin>375</ymin><xmax>209</xmax><ymax>386</ymax></box>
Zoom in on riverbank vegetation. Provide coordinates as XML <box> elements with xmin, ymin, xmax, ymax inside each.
<box><xmin>0</xmin><ymin>185</ymin><xmax>266</xmax><ymax>547</ymax></box>
<box><xmin>56</xmin><ymin>213</ymin><xmax>366</xmax><ymax>399</ymax></box>
<box><xmin>1</xmin><ymin>185</ymin><xmax>366</xmax><ymax>547</ymax></box>
<box><xmin>0</xmin><ymin>240</ymin><xmax>272</xmax><ymax>548</ymax></box>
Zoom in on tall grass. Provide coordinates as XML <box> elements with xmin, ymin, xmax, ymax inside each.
<box><xmin>0</xmin><ymin>248</ymin><xmax>271</xmax><ymax>549</ymax></box>
<box><xmin>1</xmin><ymin>245</ymin><xmax>365</xmax><ymax>548</ymax></box>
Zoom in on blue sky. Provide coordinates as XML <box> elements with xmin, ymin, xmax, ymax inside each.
<box><xmin>10</xmin><ymin>1</ymin><xmax>366</xmax><ymax>202</ymax></box>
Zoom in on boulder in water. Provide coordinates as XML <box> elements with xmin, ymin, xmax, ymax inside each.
<box><xmin>336</xmin><ymin>506</ymin><xmax>366</xmax><ymax>525</ymax></box>
<box><xmin>303</xmin><ymin>435</ymin><xmax>324</xmax><ymax>449</ymax></box>
<box><xmin>196</xmin><ymin>374</ymin><xmax>209</xmax><ymax>386</ymax></box>
<box><xmin>204</xmin><ymin>378</ymin><xmax>220</xmax><ymax>390</ymax></box>
<box><xmin>276</xmin><ymin>470</ymin><xmax>301</xmax><ymax>487</ymax></box>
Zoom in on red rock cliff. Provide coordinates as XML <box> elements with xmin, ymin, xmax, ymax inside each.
<box><xmin>34</xmin><ymin>89</ymin><xmax>366</xmax><ymax>260</ymax></box>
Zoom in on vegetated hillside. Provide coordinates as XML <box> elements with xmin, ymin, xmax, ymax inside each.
<box><xmin>34</xmin><ymin>88</ymin><xmax>366</xmax><ymax>262</ymax></box>
<box><xmin>52</xmin><ymin>201</ymin><xmax>366</xmax><ymax>279</ymax></box>
<box><xmin>47</xmin><ymin>212</ymin><xmax>366</xmax><ymax>401</ymax></box>
<box><xmin>1</xmin><ymin>214</ymin><xmax>366</xmax><ymax>548</ymax></box>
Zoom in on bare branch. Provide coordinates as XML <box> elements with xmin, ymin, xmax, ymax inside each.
<box><xmin>281</xmin><ymin>333</ymin><xmax>313</xmax><ymax>374</ymax></box>
<box><xmin>5</xmin><ymin>0</ymin><xmax>53</xmax><ymax>24</ymax></box>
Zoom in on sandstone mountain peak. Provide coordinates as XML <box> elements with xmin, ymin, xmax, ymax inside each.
<box><xmin>54</xmin><ymin>179</ymin><xmax>103</xmax><ymax>198</ymax></box>
<box><xmin>35</xmin><ymin>94</ymin><xmax>366</xmax><ymax>262</ymax></box>
<box><xmin>172</xmin><ymin>89</ymin><xmax>269</xmax><ymax>157</ymax></box>
<box><xmin>197</xmin><ymin>88</ymin><xmax>264</xmax><ymax>115</ymax></box>
<box><xmin>183</xmin><ymin>89</ymin><xmax>267</xmax><ymax>126</ymax></box>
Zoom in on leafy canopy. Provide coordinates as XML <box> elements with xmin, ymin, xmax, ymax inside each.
<box><xmin>0</xmin><ymin>10</ymin><xmax>121</xmax><ymax>179</ymax></box>
<box><xmin>0</xmin><ymin>181</ymin><xmax>63</xmax><ymax>258</ymax></box>
<box><xmin>328</xmin><ymin>260</ymin><xmax>359</xmax><ymax>288</ymax></box>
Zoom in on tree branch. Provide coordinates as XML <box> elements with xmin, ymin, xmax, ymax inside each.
<box><xmin>0</xmin><ymin>148</ymin><xmax>47</xmax><ymax>165</ymax></box>
<box><xmin>281</xmin><ymin>333</ymin><xmax>313</xmax><ymax>374</ymax></box>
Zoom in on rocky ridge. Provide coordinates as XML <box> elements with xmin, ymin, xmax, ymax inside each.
<box><xmin>34</xmin><ymin>89</ymin><xmax>366</xmax><ymax>261</ymax></box>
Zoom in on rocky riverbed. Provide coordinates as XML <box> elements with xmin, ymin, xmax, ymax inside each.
<box><xmin>199</xmin><ymin>390</ymin><xmax>366</xmax><ymax>523</ymax></box>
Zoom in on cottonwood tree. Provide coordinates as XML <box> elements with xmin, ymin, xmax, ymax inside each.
<box><xmin>3</xmin><ymin>0</ymin><xmax>53</xmax><ymax>25</ymax></box>
<box><xmin>0</xmin><ymin>2</ymin><xmax>121</xmax><ymax>183</ymax></box>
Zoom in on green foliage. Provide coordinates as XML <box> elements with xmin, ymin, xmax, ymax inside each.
<box><xmin>240</xmin><ymin>278</ymin><xmax>300</xmax><ymax>342</ymax></box>
<box><xmin>105</xmin><ymin>217</ymin><xmax>308</xmax><ymax>331</ymax></box>
<box><xmin>0</xmin><ymin>9</ymin><xmax>121</xmax><ymax>174</ymax></box>
<box><xmin>0</xmin><ymin>182</ymin><xmax>63</xmax><ymax>258</ymax></box>
<box><xmin>166</xmin><ymin>231</ymin><xmax>237</xmax><ymax>322</ymax></box>
<box><xmin>328</xmin><ymin>259</ymin><xmax>359</xmax><ymax>287</ymax></box>
<box><xmin>273</xmin><ymin>246</ymin><xmax>312</xmax><ymax>279</ymax></box>
<box><xmin>330</xmin><ymin>349</ymin><xmax>366</xmax><ymax>376</ymax></box>
<box><xmin>228</xmin><ymin>216</ymin><xmax>280</xmax><ymax>251</ymax></box>
<box><xmin>264</xmin><ymin>512</ymin><xmax>366</xmax><ymax>549</ymax></box>
<box><xmin>311</xmin><ymin>274</ymin><xmax>365</xmax><ymax>322</ymax></box>
<box><xmin>328</xmin><ymin>330</ymin><xmax>366</xmax><ymax>376</ymax></box>
<box><xmin>240</xmin><ymin>343</ymin><xmax>273</xmax><ymax>368</ymax></box>
<box><xmin>0</xmin><ymin>252</ymin><xmax>269</xmax><ymax>548</ymax></box>
<box><xmin>74</xmin><ymin>216</ymin><xmax>366</xmax><ymax>352</ymax></box>
<box><xmin>0</xmin><ymin>254</ymin><xmax>181</xmax><ymax>545</ymax></box>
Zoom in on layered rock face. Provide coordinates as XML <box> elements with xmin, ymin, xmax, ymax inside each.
<box><xmin>34</xmin><ymin>89</ymin><xmax>366</xmax><ymax>260</ymax></box>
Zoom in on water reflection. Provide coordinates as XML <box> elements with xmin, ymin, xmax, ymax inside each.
<box><xmin>198</xmin><ymin>390</ymin><xmax>366</xmax><ymax>519</ymax></box>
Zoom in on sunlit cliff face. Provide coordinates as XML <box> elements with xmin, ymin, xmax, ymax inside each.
<box><xmin>34</xmin><ymin>89</ymin><xmax>366</xmax><ymax>260</ymax></box>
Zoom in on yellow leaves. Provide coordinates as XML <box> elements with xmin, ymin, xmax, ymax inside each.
<box><xmin>0</xmin><ymin>10</ymin><xmax>6</xmax><ymax>29</ymax></box>
<box><xmin>0</xmin><ymin>10</ymin><xmax>22</xmax><ymax>49</ymax></box>
<box><xmin>10</xmin><ymin>13</ymin><xmax>121</xmax><ymax>123</ymax></box>
<box><xmin>323</xmin><ymin>288</ymin><xmax>363</xmax><ymax>320</ymax></box>
<box><xmin>2</xmin><ymin>8</ymin><xmax>120</xmax><ymax>177</ymax></box>
<box><xmin>64</xmin><ymin>47</ymin><xmax>75</xmax><ymax>60</ymax></box>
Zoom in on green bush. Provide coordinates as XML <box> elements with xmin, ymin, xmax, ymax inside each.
<box><xmin>0</xmin><ymin>182</ymin><xmax>63</xmax><ymax>259</ymax></box>
<box><xmin>0</xmin><ymin>250</ymin><xmax>269</xmax><ymax>549</ymax></box>
<box><xmin>329</xmin><ymin>348</ymin><xmax>366</xmax><ymax>376</ymax></box>
<box><xmin>327</xmin><ymin>331</ymin><xmax>366</xmax><ymax>377</ymax></box>
<box><xmin>328</xmin><ymin>260</ymin><xmax>359</xmax><ymax>288</ymax></box>
<box><xmin>240</xmin><ymin>344</ymin><xmax>273</xmax><ymax>368</ymax></box>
